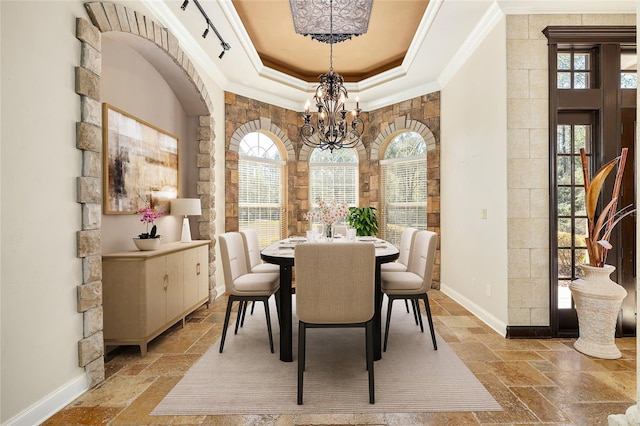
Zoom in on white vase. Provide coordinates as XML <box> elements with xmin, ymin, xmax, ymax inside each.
<box><xmin>133</xmin><ymin>238</ymin><xmax>161</xmax><ymax>251</ymax></box>
<box><xmin>569</xmin><ymin>264</ymin><xmax>627</xmax><ymax>359</ymax></box>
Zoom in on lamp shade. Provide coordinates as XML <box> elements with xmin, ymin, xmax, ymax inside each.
<box><xmin>171</xmin><ymin>198</ymin><xmax>202</xmax><ymax>217</ymax></box>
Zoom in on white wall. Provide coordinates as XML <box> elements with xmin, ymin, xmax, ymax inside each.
<box><xmin>0</xmin><ymin>1</ymin><xmax>228</xmax><ymax>423</ymax></box>
<box><xmin>1</xmin><ymin>1</ymin><xmax>87</xmax><ymax>423</ymax></box>
<box><xmin>100</xmin><ymin>35</ymin><xmax>190</xmax><ymax>254</ymax></box>
<box><xmin>440</xmin><ymin>16</ymin><xmax>509</xmax><ymax>334</ymax></box>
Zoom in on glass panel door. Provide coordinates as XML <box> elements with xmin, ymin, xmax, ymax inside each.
<box><xmin>554</xmin><ymin>112</ymin><xmax>595</xmax><ymax>334</ymax></box>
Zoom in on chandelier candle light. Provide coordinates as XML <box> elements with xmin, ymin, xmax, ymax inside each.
<box><xmin>299</xmin><ymin>0</ymin><xmax>364</xmax><ymax>152</ymax></box>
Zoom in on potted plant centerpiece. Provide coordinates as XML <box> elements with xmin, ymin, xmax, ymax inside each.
<box><xmin>133</xmin><ymin>205</ymin><xmax>164</xmax><ymax>250</ymax></box>
<box><xmin>569</xmin><ymin>147</ymin><xmax>635</xmax><ymax>359</ymax></box>
<box><xmin>347</xmin><ymin>206</ymin><xmax>379</xmax><ymax>237</ymax></box>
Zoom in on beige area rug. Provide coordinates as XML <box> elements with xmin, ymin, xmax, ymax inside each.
<box><xmin>152</xmin><ymin>298</ymin><xmax>502</xmax><ymax>415</ymax></box>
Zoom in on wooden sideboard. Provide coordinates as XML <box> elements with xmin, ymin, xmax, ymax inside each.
<box><xmin>102</xmin><ymin>240</ymin><xmax>211</xmax><ymax>356</ymax></box>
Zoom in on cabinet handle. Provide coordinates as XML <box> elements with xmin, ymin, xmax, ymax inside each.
<box><xmin>197</xmin><ymin>262</ymin><xmax>201</xmax><ymax>275</ymax></box>
<box><xmin>164</xmin><ymin>274</ymin><xmax>169</xmax><ymax>291</ymax></box>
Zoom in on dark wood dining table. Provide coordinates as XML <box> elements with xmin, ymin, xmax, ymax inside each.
<box><xmin>261</xmin><ymin>236</ymin><xmax>399</xmax><ymax>362</ymax></box>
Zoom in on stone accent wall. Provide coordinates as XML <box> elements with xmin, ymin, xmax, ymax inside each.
<box><xmin>225</xmin><ymin>91</ymin><xmax>441</xmax><ymax>287</ymax></box>
<box><xmin>75</xmin><ymin>17</ymin><xmax>105</xmax><ymax>388</ymax></box>
<box><xmin>505</xmin><ymin>14</ymin><xmax>634</xmax><ymax>326</ymax></box>
<box><xmin>75</xmin><ymin>2</ymin><xmax>219</xmax><ymax>387</ymax></box>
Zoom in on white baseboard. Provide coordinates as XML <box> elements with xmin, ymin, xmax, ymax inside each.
<box><xmin>3</xmin><ymin>373</ymin><xmax>87</xmax><ymax>426</ymax></box>
<box><xmin>439</xmin><ymin>284</ymin><xmax>508</xmax><ymax>337</ymax></box>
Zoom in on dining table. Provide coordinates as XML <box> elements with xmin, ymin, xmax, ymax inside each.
<box><xmin>260</xmin><ymin>235</ymin><xmax>399</xmax><ymax>362</ymax></box>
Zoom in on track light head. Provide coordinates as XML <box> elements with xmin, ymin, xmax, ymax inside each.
<box><xmin>202</xmin><ymin>27</ymin><xmax>209</xmax><ymax>38</ymax></box>
<box><xmin>180</xmin><ymin>0</ymin><xmax>189</xmax><ymax>10</ymax></box>
<box><xmin>218</xmin><ymin>50</ymin><xmax>225</xmax><ymax>59</ymax></box>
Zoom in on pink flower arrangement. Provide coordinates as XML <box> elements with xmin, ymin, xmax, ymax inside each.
<box><xmin>304</xmin><ymin>200</ymin><xmax>349</xmax><ymax>226</ymax></box>
<box><xmin>136</xmin><ymin>206</ymin><xmax>163</xmax><ymax>239</ymax></box>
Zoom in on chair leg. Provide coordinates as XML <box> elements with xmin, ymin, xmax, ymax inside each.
<box><xmin>297</xmin><ymin>321</ymin><xmax>306</xmax><ymax>405</ymax></box>
<box><xmin>422</xmin><ymin>293</ymin><xmax>438</xmax><ymax>350</ymax></box>
<box><xmin>234</xmin><ymin>300</ymin><xmax>244</xmax><ymax>334</ymax></box>
<box><xmin>250</xmin><ymin>300</ymin><xmax>255</xmax><ymax>315</ymax></box>
<box><xmin>366</xmin><ymin>320</ymin><xmax>375</xmax><ymax>404</ymax></box>
<box><xmin>263</xmin><ymin>298</ymin><xmax>274</xmax><ymax>353</ymax></box>
<box><xmin>383</xmin><ymin>296</ymin><xmax>395</xmax><ymax>352</ymax></box>
<box><xmin>415</xmin><ymin>297</ymin><xmax>425</xmax><ymax>333</ymax></box>
<box><xmin>240</xmin><ymin>300</ymin><xmax>249</xmax><ymax>328</ymax></box>
<box><xmin>411</xmin><ymin>298</ymin><xmax>420</xmax><ymax>326</ymax></box>
<box><xmin>404</xmin><ymin>299</ymin><xmax>410</xmax><ymax>313</ymax></box>
<box><xmin>219</xmin><ymin>297</ymin><xmax>234</xmax><ymax>353</ymax></box>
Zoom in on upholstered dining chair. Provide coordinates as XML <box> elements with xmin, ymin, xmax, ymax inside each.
<box><xmin>241</xmin><ymin>229</ymin><xmax>280</xmax><ymax>273</ymax></box>
<box><xmin>333</xmin><ymin>224</ymin><xmax>348</xmax><ymax>237</ymax></box>
<box><xmin>381</xmin><ymin>230</ymin><xmax>438</xmax><ymax>352</ymax></box>
<box><xmin>218</xmin><ymin>232</ymin><xmax>280</xmax><ymax>353</ymax></box>
<box><xmin>240</xmin><ymin>229</ymin><xmax>281</xmax><ymax>321</ymax></box>
<box><xmin>381</xmin><ymin>227</ymin><xmax>418</xmax><ymax>317</ymax></box>
<box><xmin>295</xmin><ymin>242</ymin><xmax>376</xmax><ymax>405</ymax></box>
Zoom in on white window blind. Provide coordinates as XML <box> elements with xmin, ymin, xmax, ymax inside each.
<box><xmin>309</xmin><ymin>148</ymin><xmax>358</xmax><ymax>210</ymax></box>
<box><xmin>380</xmin><ymin>156</ymin><xmax>427</xmax><ymax>247</ymax></box>
<box><xmin>238</xmin><ymin>133</ymin><xmax>285</xmax><ymax>247</ymax></box>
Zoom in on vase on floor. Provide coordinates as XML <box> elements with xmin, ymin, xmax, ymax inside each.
<box><xmin>569</xmin><ymin>264</ymin><xmax>627</xmax><ymax>359</ymax></box>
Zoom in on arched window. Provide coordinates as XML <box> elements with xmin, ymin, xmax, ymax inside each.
<box><xmin>238</xmin><ymin>132</ymin><xmax>285</xmax><ymax>247</ymax></box>
<box><xmin>380</xmin><ymin>131</ymin><xmax>427</xmax><ymax>246</ymax></box>
<box><xmin>309</xmin><ymin>148</ymin><xmax>358</xmax><ymax>211</ymax></box>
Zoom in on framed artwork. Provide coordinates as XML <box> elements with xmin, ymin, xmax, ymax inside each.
<box><xmin>102</xmin><ymin>103</ymin><xmax>179</xmax><ymax>214</ymax></box>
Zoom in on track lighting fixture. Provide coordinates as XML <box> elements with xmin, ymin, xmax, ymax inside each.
<box><xmin>180</xmin><ymin>0</ymin><xmax>231</xmax><ymax>59</ymax></box>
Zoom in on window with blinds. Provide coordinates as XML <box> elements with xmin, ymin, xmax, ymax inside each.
<box><xmin>309</xmin><ymin>148</ymin><xmax>358</xmax><ymax>212</ymax></box>
<box><xmin>238</xmin><ymin>132</ymin><xmax>285</xmax><ymax>247</ymax></box>
<box><xmin>380</xmin><ymin>132</ymin><xmax>427</xmax><ymax>247</ymax></box>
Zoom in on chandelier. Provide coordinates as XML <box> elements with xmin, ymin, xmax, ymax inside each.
<box><xmin>299</xmin><ymin>0</ymin><xmax>364</xmax><ymax>152</ymax></box>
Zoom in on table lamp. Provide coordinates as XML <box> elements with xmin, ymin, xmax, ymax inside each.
<box><xmin>171</xmin><ymin>198</ymin><xmax>202</xmax><ymax>242</ymax></box>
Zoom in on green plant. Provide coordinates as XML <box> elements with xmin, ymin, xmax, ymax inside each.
<box><xmin>347</xmin><ymin>207</ymin><xmax>379</xmax><ymax>236</ymax></box>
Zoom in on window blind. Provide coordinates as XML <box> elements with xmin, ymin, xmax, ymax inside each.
<box><xmin>238</xmin><ymin>156</ymin><xmax>284</xmax><ymax>247</ymax></box>
<box><xmin>380</xmin><ymin>156</ymin><xmax>427</xmax><ymax>246</ymax></box>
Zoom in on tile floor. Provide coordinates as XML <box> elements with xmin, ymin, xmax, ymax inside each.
<box><xmin>44</xmin><ymin>290</ymin><xmax>636</xmax><ymax>425</ymax></box>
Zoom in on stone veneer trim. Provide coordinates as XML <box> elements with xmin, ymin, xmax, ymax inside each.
<box><xmin>76</xmin><ymin>2</ymin><xmax>217</xmax><ymax>388</ymax></box>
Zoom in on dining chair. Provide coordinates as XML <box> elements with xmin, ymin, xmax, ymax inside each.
<box><xmin>381</xmin><ymin>230</ymin><xmax>438</xmax><ymax>352</ymax></box>
<box><xmin>218</xmin><ymin>232</ymin><xmax>280</xmax><ymax>353</ymax></box>
<box><xmin>241</xmin><ymin>229</ymin><xmax>280</xmax><ymax>273</ymax></box>
<box><xmin>381</xmin><ymin>227</ymin><xmax>418</xmax><ymax>317</ymax></box>
<box><xmin>333</xmin><ymin>224</ymin><xmax>348</xmax><ymax>237</ymax></box>
<box><xmin>240</xmin><ymin>229</ymin><xmax>281</xmax><ymax>321</ymax></box>
<box><xmin>295</xmin><ymin>242</ymin><xmax>376</xmax><ymax>405</ymax></box>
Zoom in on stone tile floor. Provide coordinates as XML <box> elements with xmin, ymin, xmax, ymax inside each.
<box><xmin>44</xmin><ymin>290</ymin><xmax>636</xmax><ymax>425</ymax></box>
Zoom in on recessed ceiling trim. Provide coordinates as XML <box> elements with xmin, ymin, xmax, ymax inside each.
<box><xmin>218</xmin><ymin>0</ymin><xmax>264</xmax><ymax>75</ymax></box>
<box><xmin>497</xmin><ymin>0</ymin><xmax>636</xmax><ymax>15</ymax></box>
<box><xmin>438</xmin><ymin>2</ymin><xmax>504</xmax><ymax>88</ymax></box>
<box><xmin>401</xmin><ymin>0</ymin><xmax>444</xmax><ymax>73</ymax></box>
<box><xmin>141</xmin><ymin>0</ymin><xmax>228</xmax><ymax>87</ymax></box>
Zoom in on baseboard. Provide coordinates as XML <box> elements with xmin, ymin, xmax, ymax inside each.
<box><xmin>506</xmin><ymin>325</ymin><xmax>552</xmax><ymax>339</ymax></box>
<box><xmin>439</xmin><ymin>284</ymin><xmax>508</xmax><ymax>337</ymax></box>
<box><xmin>3</xmin><ymin>372</ymin><xmax>87</xmax><ymax>426</ymax></box>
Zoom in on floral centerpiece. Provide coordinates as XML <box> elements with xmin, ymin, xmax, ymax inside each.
<box><xmin>304</xmin><ymin>200</ymin><xmax>349</xmax><ymax>240</ymax></box>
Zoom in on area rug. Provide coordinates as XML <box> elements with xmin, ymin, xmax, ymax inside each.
<box><xmin>152</xmin><ymin>299</ymin><xmax>502</xmax><ymax>415</ymax></box>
